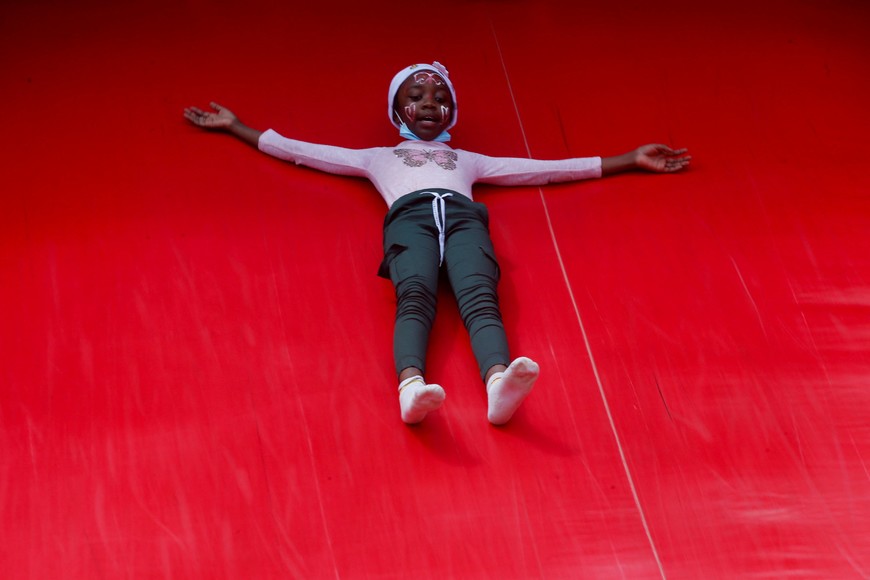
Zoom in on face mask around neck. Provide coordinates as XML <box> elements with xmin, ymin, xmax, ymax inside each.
<box><xmin>397</xmin><ymin>116</ymin><xmax>452</xmax><ymax>143</ymax></box>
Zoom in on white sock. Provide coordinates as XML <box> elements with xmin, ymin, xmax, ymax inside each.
<box><xmin>486</xmin><ymin>357</ymin><xmax>539</xmax><ymax>425</ymax></box>
<box><xmin>398</xmin><ymin>376</ymin><xmax>446</xmax><ymax>424</ymax></box>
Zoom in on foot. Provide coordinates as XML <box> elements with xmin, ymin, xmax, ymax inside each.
<box><xmin>399</xmin><ymin>376</ymin><xmax>446</xmax><ymax>424</ymax></box>
<box><xmin>487</xmin><ymin>357</ymin><xmax>539</xmax><ymax>425</ymax></box>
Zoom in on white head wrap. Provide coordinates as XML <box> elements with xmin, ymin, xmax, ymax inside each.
<box><xmin>387</xmin><ymin>61</ymin><xmax>458</xmax><ymax>131</ymax></box>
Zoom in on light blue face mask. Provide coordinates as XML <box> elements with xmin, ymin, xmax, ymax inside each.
<box><xmin>397</xmin><ymin>116</ymin><xmax>452</xmax><ymax>143</ymax></box>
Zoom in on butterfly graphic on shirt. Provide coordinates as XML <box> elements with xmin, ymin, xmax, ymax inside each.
<box><xmin>393</xmin><ymin>149</ymin><xmax>458</xmax><ymax>171</ymax></box>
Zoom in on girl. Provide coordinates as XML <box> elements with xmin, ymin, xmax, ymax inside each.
<box><xmin>184</xmin><ymin>61</ymin><xmax>690</xmax><ymax>425</ymax></box>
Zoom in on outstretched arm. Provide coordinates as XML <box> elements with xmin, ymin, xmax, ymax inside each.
<box><xmin>601</xmin><ymin>144</ymin><xmax>691</xmax><ymax>176</ymax></box>
<box><xmin>183</xmin><ymin>102</ymin><xmax>263</xmax><ymax>148</ymax></box>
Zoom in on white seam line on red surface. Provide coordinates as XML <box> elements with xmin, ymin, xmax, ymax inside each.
<box><xmin>489</xmin><ymin>20</ymin><xmax>666</xmax><ymax>580</ymax></box>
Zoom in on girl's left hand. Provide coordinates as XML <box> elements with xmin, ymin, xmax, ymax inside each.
<box><xmin>635</xmin><ymin>144</ymin><xmax>692</xmax><ymax>173</ymax></box>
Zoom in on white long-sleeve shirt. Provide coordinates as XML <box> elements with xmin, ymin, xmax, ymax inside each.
<box><xmin>258</xmin><ymin>129</ymin><xmax>602</xmax><ymax>208</ymax></box>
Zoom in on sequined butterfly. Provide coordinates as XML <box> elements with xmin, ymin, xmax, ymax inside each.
<box><xmin>393</xmin><ymin>149</ymin><xmax>458</xmax><ymax>170</ymax></box>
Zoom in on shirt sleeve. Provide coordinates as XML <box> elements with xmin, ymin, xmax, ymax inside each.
<box><xmin>466</xmin><ymin>151</ymin><xmax>602</xmax><ymax>186</ymax></box>
<box><xmin>257</xmin><ymin>129</ymin><xmax>374</xmax><ymax>178</ymax></box>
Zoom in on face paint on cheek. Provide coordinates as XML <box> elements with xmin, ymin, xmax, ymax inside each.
<box><xmin>440</xmin><ymin>105</ymin><xmax>450</xmax><ymax>121</ymax></box>
<box><xmin>404</xmin><ymin>103</ymin><xmax>416</xmax><ymax>121</ymax></box>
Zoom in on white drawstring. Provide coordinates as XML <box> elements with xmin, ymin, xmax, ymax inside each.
<box><xmin>419</xmin><ymin>191</ymin><xmax>453</xmax><ymax>265</ymax></box>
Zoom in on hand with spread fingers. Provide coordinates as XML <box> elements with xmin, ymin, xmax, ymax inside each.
<box><xmin>183</xmin><ymin>102</ymin><xmax>237</xmax><ymax>130</ymax></box>
<box><xmin>183</xmin><ymin>101</ymin><xmax>262</xmax><ymax>147</ymax></box>
<box><xmin>634</xmin><ymin>144</ymin><xmax>692</xmax><ymax>173</ymax></box>
<box><xmin>602</xmin><ymin>143</ymin><xmax>692</xmax><ymax>175</ymax></box>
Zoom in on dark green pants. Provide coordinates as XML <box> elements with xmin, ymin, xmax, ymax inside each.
<box><xmin>378</xmin><ymin>189</ymin><xmax>510</xmax><ymax>381</ymax></box>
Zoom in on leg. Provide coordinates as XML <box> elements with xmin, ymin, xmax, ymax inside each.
<box><xmin>381</xmin><ymin>203</ymin><xmax>445</xmax><ymax>423</ymax></box>
<box><xmin>391</xmin><ymin>257</ymin><xmax>448</xmax><ymax>424</ymax></box>
<box><xmin>390</xmin><ymin>250</ymin><xmax>448</xmax><ymax>423</ymax></box>
<box><xmin>442</xmin><ymin>204</ymin><xmax>511</xmax><ymax>381</ymax></box>
<box><xmin>443</xmin><ymin>200</ymin><xmax>538</xmax><ymax>423</ymax></box>
<box><xmin>389</xmin><ymin>243</ymin><xmax>440</xmax><ymax>379</ymax></box>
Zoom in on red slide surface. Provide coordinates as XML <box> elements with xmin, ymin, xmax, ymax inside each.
<box><xmin>2</xmin><ymin>0</ymin><xmax>868</xmax><ymax>577</ymax></box>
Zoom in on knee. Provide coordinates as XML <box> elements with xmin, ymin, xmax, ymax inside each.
<box><xmin>395</xmin><ymin>276</ymin><xmax>437</xmax><ymax>321</ymax></box>
<box><xmin>455</xmin><ymin>278</ymin><xmax>503</xmax><ymax>325</ymax></box>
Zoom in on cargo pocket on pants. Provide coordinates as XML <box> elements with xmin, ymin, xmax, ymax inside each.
<box><xmin>378</xmin><ymin>243</ymin><xmax>408</xmax><ymax>280</ymax></box>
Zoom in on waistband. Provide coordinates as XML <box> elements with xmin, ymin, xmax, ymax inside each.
<box><xmin>390</xmin><ymin>188</ymin><xmax>473</xmax><ymax>211</ymax></box>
